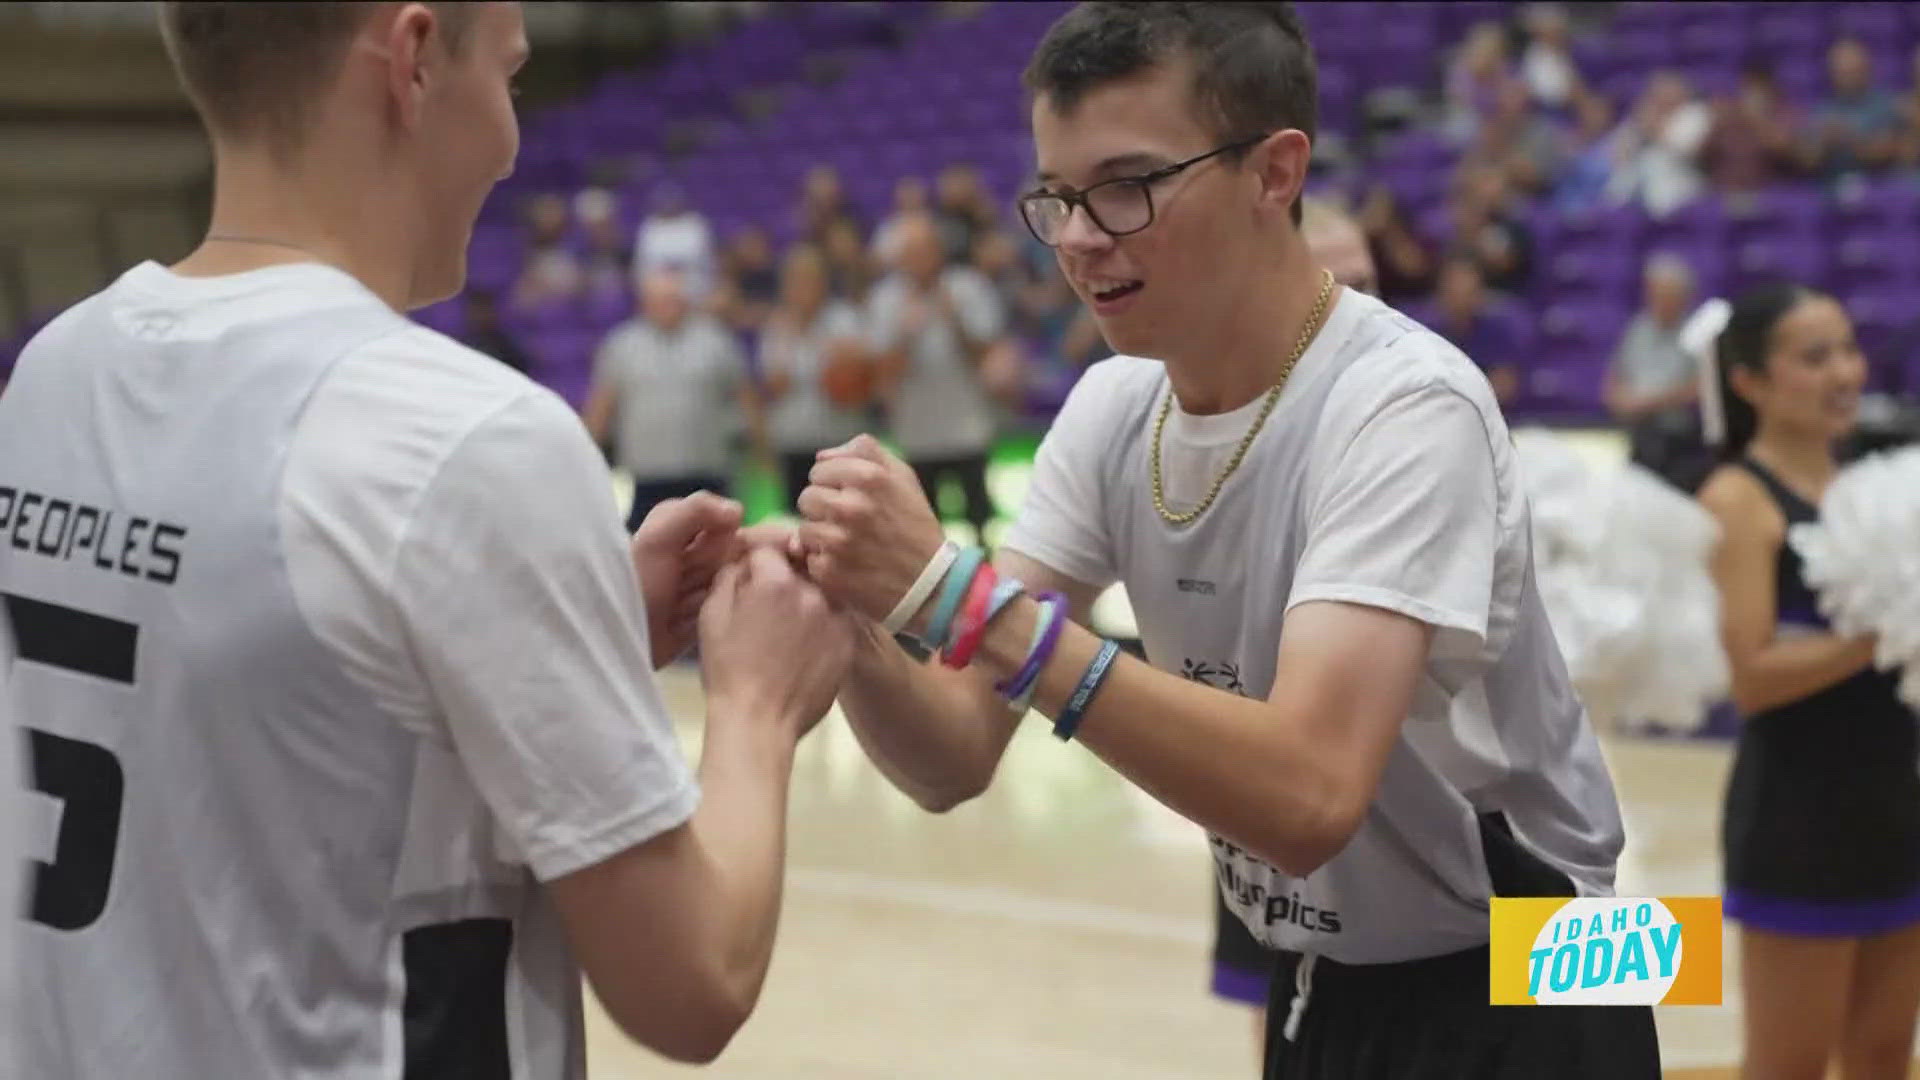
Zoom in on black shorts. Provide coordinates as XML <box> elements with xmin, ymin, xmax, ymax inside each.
<box><xmin>1262</xmin><ymin>945</ymin><xmax>1660</xmax><ymax>1079</ymax></box>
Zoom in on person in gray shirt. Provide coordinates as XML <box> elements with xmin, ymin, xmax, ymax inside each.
<box><xmin>584</xmin><ymin>268</ymin><xmax>750</xmax><ymax>531</ymax></box>
<box><xmin>1605</xmin><ymin>254</ymin><xmax>1706</xmax><ymax>490</ymax></box>
<box><xmin>745</xmin><ymin>244</ymin><xmax>873</xmax><ymax>512</ymax></box>
<box><xmin>867</xmin><ymin>211</ymin><xmax>1008</xmax><ymax>544</ymax></box>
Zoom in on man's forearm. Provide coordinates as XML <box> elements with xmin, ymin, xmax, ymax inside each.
<box><xmin>836</xmin><ymin>619</ymin><xmax>1015</xmax><ymax>811</ymax></box>
<box><xmin>960</xmin><ymin>597</ymin><xmax>1359</xmax><ymax>877</ymax></box>
<box><xmin>687</xmin><ymin>700</ymin><xmax>800</xmax><ymax>1016</ymax></box>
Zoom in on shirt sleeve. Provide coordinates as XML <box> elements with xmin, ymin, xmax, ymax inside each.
<box><xmin>391</xmin><ymin>390</ymin><xmax>698</xmax><ymax>882</ymax></box>
<box><xmin>1287</xmin><ymin>380</ymin><xmax>1499</xmax><ymax>661</ymax></box>
<box><xmin>1001</xmin><ymin>364</ymin><xmax>1123</xmax><ymax>589</ymax></box>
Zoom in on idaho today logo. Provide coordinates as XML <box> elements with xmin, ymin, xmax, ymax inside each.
<box><xmin>1490</xmin><ymin>897</ymin><xmax>1721</xmax><ymax>1006</ymax></box>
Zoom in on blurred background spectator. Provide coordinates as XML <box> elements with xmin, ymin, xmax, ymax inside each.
<box><xmin>1520</xmin><ymin>4</ymin><xmax>1581</xmax><ymax>110</ymax></box>
<box><xmin>1702</xmin><ymin>65</ymin><xmax>1812</xmax><ymax>195</ymax></box>
<box><xmin>634</xmin><ymin>183</ymin><xmax>717</xmax><ymax>302</ymax></box>
<box><xmin>868</xmin><ymin>211</ymin><xmax>1004</xmax><ymax>545</ymax></box>
<box><xmin>1605</xmin><ymin>254</ymin><xmax>1707</xmax><ymax>489</ymax></box>
<box><xmin>744</xmin><ymin>243</ymin><xmax>875</xmax><ymax>510</ymax></box>
<box><xmin>584</xmin><ymin>269</ymin><xmax>750</xmax><ymax>532</ymax></box>
<box><xmin>1813</xmin><ymin>38</ymin><xmax>1905</xmax><ymax>179</ymax></box>
<box><xmin>459</xmin><ymin>291</ymin><xmax>533</xmax><ymax>375</ymax></box>
<box><xmin>1604</xmin><ymin>71</ymin><xmax>1713</xmax><ymax>217</ymax></box>
<box><xmin>1413</xmin><ymin>255</ymin><xmax>1528</xmax><ymax>408</ymax></box>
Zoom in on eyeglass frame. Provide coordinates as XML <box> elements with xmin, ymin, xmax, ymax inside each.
<box><xmin>1016</xmin><ymin>132</ymin><xmax>1274</xmax><ymax>247</ymax></box>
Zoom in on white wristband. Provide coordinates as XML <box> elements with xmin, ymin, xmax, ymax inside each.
<box><xmin>884</xmin><ymin>541</ymin><xmax>959</xmax><ymax>635</ymax></box>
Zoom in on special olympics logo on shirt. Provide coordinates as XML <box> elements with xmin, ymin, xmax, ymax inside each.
<box><xmin>1489</xmin><ymin>897</ymin><xmax>1722</xmax><ymax>1006</ymax></box>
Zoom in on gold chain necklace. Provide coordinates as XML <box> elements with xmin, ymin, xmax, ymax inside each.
<box><xmin>1150</xmin><ymin>269</ymin><xmax>1335</xmax><ymax>527</ymax></box>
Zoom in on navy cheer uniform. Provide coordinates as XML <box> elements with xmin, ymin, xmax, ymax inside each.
<box><xmin>1722</xmin><ymin>459</ymin><xmax>1920</xmax><ymax>934</ymax></box>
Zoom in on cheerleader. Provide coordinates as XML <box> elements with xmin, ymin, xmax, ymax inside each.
<box><xmin>1695</xmin><ymin>283</ymin><xmax>1920</xmax><ymax>1080</ymax></box>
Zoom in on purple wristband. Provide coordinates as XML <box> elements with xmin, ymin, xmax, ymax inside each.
<box><xmin>997</xmin><ymin>590</ymin><xmax>1067</xmax><ymax>699</ymax></box>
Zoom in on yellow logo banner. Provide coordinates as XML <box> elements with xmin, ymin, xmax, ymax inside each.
<box><xmin>1490</xmin><ymin>897</ymin><xmax>1721</xmax><ymax>1006</ymax></box>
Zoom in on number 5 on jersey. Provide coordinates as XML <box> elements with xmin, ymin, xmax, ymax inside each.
<box><xmin>7</xmin><ymin>592</ymin><xmax>131</xmax><ymax>932</ymax></box>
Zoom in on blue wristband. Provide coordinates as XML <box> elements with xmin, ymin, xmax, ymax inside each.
<box><xmin>922</xmin><ymin>546</ymin><xmax>983</xmax><ymax>651</ymax></box>
<box><xmin>984</xmin><ymin>577</ymin><xmax>1024</xmax><ymax>626</ymax></box>
<box><xmin>1054</xmin><ymin>639</ymin><xmax>1121</xmax><ymax>742</ymax></box>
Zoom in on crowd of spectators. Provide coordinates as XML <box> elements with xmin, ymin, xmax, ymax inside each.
<box><xmin>464</xmin><ymin>157</ymin><xmax>1096</xmax><ymax>531</ymax></box>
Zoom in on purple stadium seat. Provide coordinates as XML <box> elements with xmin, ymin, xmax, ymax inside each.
<box><xmin>1726</xmin><ymin>186</ymin><xmax>1830</xmax><ymax>240</ymax></box>
<box><xmin>1524</xmin><ymin>358</ymin><xmax>1611</xmax><ymax>419</ymax></box>
<box><xmin>1732</xmin><ymin>235</ymin><xmax>1830</xmax><ymax>290</ymax></box>
<box><xmin>1754</xmin><ymin>9</ymin><xmax>1832</xmax><ymax>56</ymax></box>
<box><xmin>413</xmin><ymin>298</ymin><xmax>466</xmax><ymax>339</ymax></box>
<box><xmin>1833</xmin><ymin>176</ymin><xmax>1920</xmax><ymax>232</ymax></box>
<box><xmin>1544</xmin><ymin>239</ymin><xmax>1642</xmax><ymax>297</ymax></box>
<box><xmin>1539</xmin><ymin>301</ymin><xmax>1632</xmax><ymax>368</ymax></box>
<box><xmin>1834</xmin><ymin>2</ymin><xmax>1906</xmax><ymax>44</ymax></box>
<box><xmin>525</xmin><ymin>329</ymin><xmax>602</xmax><ymax>410</ymax></box>
<box><xmin>1832</xmin><ymin>232</ymin><xmax>1920</xmax><ymax>295</ymax></box>
<box><xmin>1676</xmin><ymin>19</ymin><xmax>1751</xmax><ymax>65</ymax></box>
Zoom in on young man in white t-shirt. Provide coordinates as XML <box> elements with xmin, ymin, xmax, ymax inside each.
<box><xmin>1</xmin><ymin>4</ymin><xmax>849</xmax><ymax>1076</ymax></box>
<box><xmin>792</xmin><ymin>4</ymin><xmax>1657</xmax><ymax>1076</ymax></box>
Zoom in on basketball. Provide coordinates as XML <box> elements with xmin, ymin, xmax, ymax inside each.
<box><xmin>820</xmin><ymin>342</ymin><xmax>876</xmax><ymax>409</ymax></box>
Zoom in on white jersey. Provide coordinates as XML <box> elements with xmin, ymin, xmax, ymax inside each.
<box><xmin>0</xmin><ymin>262</ymin><xmax>698</xmax><ymax>1078</ymax></box>
<box><xmin>1006</xmin><ymin>289</ymin><xmax>1626</xmax><ymax>965</ymax></box>
<box><xmin>1</xmin><ymin>612</ymin><xmax>17</xmax><ymax>1080</ymax></box>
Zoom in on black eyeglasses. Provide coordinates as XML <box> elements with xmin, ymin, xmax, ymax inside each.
<box><xmin>1017</xmin><ymin>133</ymin><xmax>1271</xmax><ymax>247</ymax></box>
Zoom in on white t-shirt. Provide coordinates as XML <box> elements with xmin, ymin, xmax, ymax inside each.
<box><xmin>1005</xmin><ymin>289</ymin><xmax>1627</xmax><ymax>964</ymax></box>
<box><xmin>1</xmin><ymin>614</ymin><xmax>16</xmax><ymax>1080</ymax></box>
<box><xmin>0</xmin><ymin>261</ymin><xmax>695</xmax><ymax>1077</ymax></box>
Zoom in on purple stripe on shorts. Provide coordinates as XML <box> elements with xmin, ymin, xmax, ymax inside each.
<box><xmin>1725</xmin><ymin>886</ymin><xmax>1920</xmax><ymax>936</ymax></box>
<box><xmin>1210</xmin><ymin>960</ymin><xmax>1271</xmax><ymax>1006</ymax></box>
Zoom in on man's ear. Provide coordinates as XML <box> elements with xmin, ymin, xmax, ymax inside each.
<box><xmin>1252</xmin><ymin>129</ymin><xmax>1312</xmax><ymax>222</ymax></box>
<box><xmin>381</xmin><ymin>3</ymin><xmax>439</xmax><ymax>132</ymax></box>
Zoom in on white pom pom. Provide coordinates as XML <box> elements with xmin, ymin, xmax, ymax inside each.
<box><xmin>1513</xmin><ymin>430</ymin><xmax>1730</xmax><ymax>732</ymax></box>
<box><xmin>1790</xmin><ymin>446</ymin><xmax>1920</xmax><ymax>710</ymax></box>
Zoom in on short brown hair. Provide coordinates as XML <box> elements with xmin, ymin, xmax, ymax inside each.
<box><xmin>159</xmin><ymin>2</ymin><xmax>470</xmax><ymax>155</ymax></box>
<box><xmin>1024</xmin><ymin>2</ymin><xmax>1317</xmax><ymax>225</ymax></box>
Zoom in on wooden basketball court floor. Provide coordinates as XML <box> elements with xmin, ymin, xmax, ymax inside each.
<box><xmin>581</xmin><ymin>665</ymin><xmax>1886</xmax><ymax>1080</ymax></box>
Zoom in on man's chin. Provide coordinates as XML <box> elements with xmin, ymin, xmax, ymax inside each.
<box><xmin>1096</xmin><ymin>318</ymin><xmax>1163</xmax><ymax>361</ymax></box>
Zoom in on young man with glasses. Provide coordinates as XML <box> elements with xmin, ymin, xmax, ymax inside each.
<box><xmin>791</xmin><ymin>3</ymin><xmax>1656</xmax><ymax>1076</ymax></box>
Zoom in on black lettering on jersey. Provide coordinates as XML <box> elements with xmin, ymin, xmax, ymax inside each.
<box><xmin>93</xmin><ymin>511</ymin><xmax>117</xmax><ymax>572</ymax></box>
<box><xmin>147</xmin><ymin>524</ymin><xmax>186</xmax><ymax>585</ymax></box>
<box><xmin>0</xmin><ymin>486</ymin><xmax>189</xmax><ymax>585</ymax></box>
<box><xmin>3</xmin><ymin>592</ymin><xmax>139</xmax><ymax>684</ymax></box>
<box><xmin>1261</xmin><ymin>890</ymin><xmax>1344</xmax><ymax>934</ymax></box>
<box><xmin>67</xmin><ymin>506</ymin><xmax>99</xmax><ymax>560</ymax></box>
<box><xmin>1177</xmin><ymin>578</ymin><xmax>1217</xmax><ymax>595</ymax></box>
<box><xmin>12</xmin><ymin>491</ymin><xmax>42</xmax><ymax>550</ymax></box>
<box><xmin>1181</xmin><ymin>658</ymin><xmax>1245</xmax><ymax>695</ymax></box>
<box><xmin>119</xmin><ymin>517</ymin><xmax>148</xmax><ymax>578</ymax></box>
<box><xmin>36</xmin><ymin>499</ymin><xmax>72</xmax><ymax>556</ymax></box>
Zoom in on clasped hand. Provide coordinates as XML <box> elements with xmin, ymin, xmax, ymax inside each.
<box><xmin>629</xmin><ymin>435</ymin><xmax>950</xmax><ymax>729</ymax></box>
